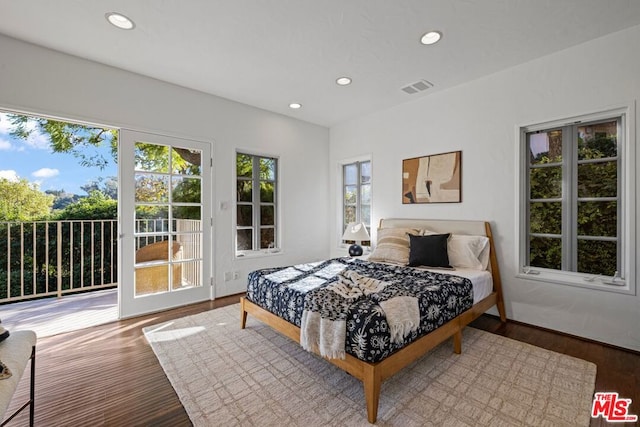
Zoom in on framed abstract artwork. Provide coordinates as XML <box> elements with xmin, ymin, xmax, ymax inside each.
<box><xmin>402</xmin><ymin>150</ymin><xmax>461</xmax><ymax>204</ymax></box>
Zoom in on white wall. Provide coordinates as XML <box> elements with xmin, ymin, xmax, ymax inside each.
<box><xmin>330</xmin><ymin>25</ymin><xmax>640</xmax><ymax>351</ymax></box>
<box><xmin>0</xmin><ymin>34</ymin><xmax>330</xmax><ymax>297</ymax></box>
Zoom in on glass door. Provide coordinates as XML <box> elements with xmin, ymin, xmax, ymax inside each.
<box><xmin>118</xmin><ymin>129</ymin><xmax>212</xmax><ymax>318</ymax></box>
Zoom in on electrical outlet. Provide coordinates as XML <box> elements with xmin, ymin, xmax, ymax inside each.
<box><xmin>233</xmin><ymin>271</ymin><xmax>240</xmax><ymax>280</ymax></box>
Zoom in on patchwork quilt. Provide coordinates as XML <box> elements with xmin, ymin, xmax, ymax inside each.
<box><xmin>246</xmin><ymin>258</ymin><xmax>473</xmax><ymax>363</ymax></box>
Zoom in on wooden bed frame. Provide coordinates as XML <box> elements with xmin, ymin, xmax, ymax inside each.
<box><xmin>240</xmin><ymin>219</ymin><xmax>506</xmax><ymax>423</ymax></box>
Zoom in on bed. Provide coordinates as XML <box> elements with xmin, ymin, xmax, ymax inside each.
<box><xmin>240</xmin><ymin>218</ymin><xmax>506</xmax><ymax>423</ymax></box>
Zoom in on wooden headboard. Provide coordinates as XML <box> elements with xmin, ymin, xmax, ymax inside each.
<box><xmin>379</xmin><ymin>218</ymin><xmax>488</xmax><ymax>236</ymax></box>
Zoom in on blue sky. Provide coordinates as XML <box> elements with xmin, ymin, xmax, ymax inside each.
<box><xmin>0</xmin><ymin>112</ymin><xmax>117</xmax><ymax>195</ymax></box>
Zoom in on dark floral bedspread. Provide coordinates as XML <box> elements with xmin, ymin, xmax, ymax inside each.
<box><xmin>246</xmin><ymin>258</ymin><xmax>473</xmax><ymax>363</ymax></box>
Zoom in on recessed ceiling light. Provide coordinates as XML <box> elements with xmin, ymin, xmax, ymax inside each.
<box><xmin>289</xmin><ymin>103</ymin><xmax>302</xmax><ymax>109</ymax></box>
<box><xmin>420</xmin><ymin>31</ymin><xmax>442</xmax><ymax>45</ymax></box>
<box><xmin>105</xmin><ymin>12</ymin><xmax>135</xmax><ymax>30</ymax></box>
<box><xmin>336</xmin><ymin>77</ymin><xmax>352</xmax><ymax>86</ymax></box>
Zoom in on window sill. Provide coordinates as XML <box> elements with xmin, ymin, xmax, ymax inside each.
<box><xmin>235</xmin><ymin>249</ymin><xmax>283</xmax><ymax>260</ymax></box>
<box><xmin>516</xmin><ymin>268</ymin><xmax>634</xmax><ymax>295</ymax></box>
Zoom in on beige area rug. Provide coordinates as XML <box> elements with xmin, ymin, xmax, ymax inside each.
<box><xmin>143</xmin><ymin>304</ymin><xmax>596</xmax><ymax>426</ymax></box>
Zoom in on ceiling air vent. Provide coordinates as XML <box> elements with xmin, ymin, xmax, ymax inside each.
<box><xmin>401</xmin><ymin>79</ymin><xmax>433</xmax><ymax>94</ymax></box>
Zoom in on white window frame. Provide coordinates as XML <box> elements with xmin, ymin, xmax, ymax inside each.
<box><xmin>516</xmin><ymin>105</ymin><xmax>636</xmax><ymax>295</ymax></box>
<box><xmin>235</xmin><ymin>150</ymin><xmax>280</xmax><ymax>258</ymax></box>
<box><xmin>338</xmin><ymin>155</ymin><xmax>372</xmax><ymax>249</ymax></box>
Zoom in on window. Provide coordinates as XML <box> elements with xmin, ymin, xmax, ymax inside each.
<box><xmin>520</xmin><ymin>108</ymin><xmax>634</xmax><ymax>292</ymax></box>
<box><xmin>342</xmin><ymin>160</ymin><xmax>371</xmax><ymax>245</ymax></box>
<box><xmin>236</xmin><ymin>152</ymin><xmax>277</xmax><ymax>254</ymax></box>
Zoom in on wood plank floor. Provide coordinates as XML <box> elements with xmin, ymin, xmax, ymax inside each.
<box><xmin>3</xmin><ymin>294</ymin><xmax>638</xmax><ymax>426</ymax></box>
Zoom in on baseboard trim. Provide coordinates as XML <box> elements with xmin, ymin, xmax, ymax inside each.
<box><xmin>478</xmin><ymin>313</ymin><xmax>640</xmax><ymax>356</ymax></box>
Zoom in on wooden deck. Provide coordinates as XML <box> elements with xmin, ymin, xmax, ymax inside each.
<box><xmin>1</xmin><ymin>293</ymin><xmax>638</xmax><ymax>426</ymax></box>
<box><xmin>1</xmin><ymin>288</ymin><xmax>118</xmax><ymax>338</ymax></box>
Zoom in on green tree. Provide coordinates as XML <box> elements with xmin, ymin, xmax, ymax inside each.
<box><xmin>8</xmin><ymin>114</ymin><xmax>201</xmax><ymax>171</ymax></box>
<box><xmin>80</xmin><ymin>176</ymin><xmax>118</xmax><ymax>200</ymax></box>
<box><xmin>46</xmin><ymin>189</ymin><xmax>82</xmax><ymax>210</ymax></box>
<box><xmin>53</xmin><ymin>190</ymin><xmax>117</xmax><ymax>220</ymax></box>
<box><xmin>0</xmin><ymin>178</ymin><xmax>54</xmax><ymax>221</ymax></box>
<box><xmin>8</xmin><ymin>115</ymin><xmax>117</xmax><ymax>169</ymax></box>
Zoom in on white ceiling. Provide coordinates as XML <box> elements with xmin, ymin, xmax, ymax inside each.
<box><xmin>2</xmin><ymin>1</ymin><xmax>640</xmax><ymax>127</ymax></box>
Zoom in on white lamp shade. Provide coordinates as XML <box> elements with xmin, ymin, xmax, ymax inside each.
<box><xmin>342</xmin><ymin>222</ymin><xmax>370</xmax><ymax>241</ymax></box>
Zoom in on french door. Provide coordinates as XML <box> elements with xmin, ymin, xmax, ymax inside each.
<box><xmin>118</xmin><ymin>129</ymin><xmax>212</xmax><ymax>318</ymax></box>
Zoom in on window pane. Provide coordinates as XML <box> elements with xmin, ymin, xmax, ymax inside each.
<box><xmin>260</xmin><ymin>228</ymin><xmax>275</xmax><ymax>249</ymax></box>
<box><xmin>237</xmin><ymin>229</ymin><xmax>252</xmax><ymax>251</ymax></box>
<box><xmin>578</xmin><ymin>201</ymin><xmax>617</xmax><ymax>237</ymax></box>
<box><xmin>577</xmin><ymin>162</ymin><xmax>617</xmax><ymax>198</ymax></box>
<box><xmin>530</xmin><ymin>166</ymin><xmax>561</xmax><ymax>199</ymax></box>
<box><xmin>135</xmin><ymin>237</ymin><xmax>169</xmax><ymax>262</ymax></box>
<box><xmin>172</xmin><ymin>147</ymin><xmax>201</xmax><ymax>176</ymax></box>
<box><xmin>172</xmin><ymin>206</ymin><xmax>201</xmax><ymax>232</ymax></box>
<box><xmin>344</xmin><ymin>186</ymin><xmax>357</xmax><ymax>204</ymax></box>
<box><xmin>135</xmin><ymin>264</ymin><xmax>169</xmax><ymax>296</ymax></box>
<box><xmin>135</xmin><ymin>206</ymin><xmax>168</xmax><ymax>233</ymax></box>
<box><xmin>237</xmin><ymin>180</ymin><xmax>252</xmax><ymax>202</ymax></box>
<box><xmin>260</xmin><ymin>181</ymin><xmax>274</xmax><ymax>203</ymax></box>
<box><xmin>529</xmin><ymin>237</ymin><xmax>562</xmax><ymax>270</ymax></box>
<box><xmin>361</xmin><ymin>162</ymin><xmax>371</xmax><ymax>184</ymax></box>
<box><xmin>529</xmin><ymin>130</ymin><xmax>562</xmax><ymax>165</ymax></box>
<box><xmin>344</xmin><ymin>206</ymin><xmax>356</xmax><ymax>225</ymax></box>
<box><xmin>174</xmin><ymin>260</ymin><xmax>202</xmax><ymax>288</ymax></box>
<box><xmin>174</xmin><ymin>233</ymin><xmax>201</xmax><ymax>263</ymax></box>
<box><xmin>135</xmin><ymin>174</ymin><xmax>169</xmax><ymax>203</ymax></box>
<box><xmin>361</xmin><ymin>184</ymin><xmax>371</xmax><ymax>204</ymax></box>
<box><xmin>259</xmin><ymin>158</ymin><xmax>276</xmax><ymax>181</ymax></box>
<box><xmin>135</xmin><ymin>142</ymin><xmax>169</xmax><ymax>173</ymax></box>
<box><xmin>529</xmin><ymin>202</ymin><xmax>561</xmax><ymax>235</ymax></box>
<box><xmin>578</xmin><ymin>121</ymin><xmax>617</xmax><ymax>160</ymax></box>
<box><xmin>236</xmin><ymin>153</ymin><xmax>252</xmax><ymax>178</ymax></box>
<box><xmin>172</xmin><ymin>176</ymin><xmax>201</xmax><ymax>203</ymax></box>
<box><xmin>260</xmin><ymin>205</ymin><xmax>274</xmax><ymax>226</ymax></box>
<box><xmin>344</xmin><ymin>164</ymin><xmax>357</xmax><ymax>185</ymax></box>
<box><xmin>237</xmin><ymin>205</ymin><xmax>252</xmax><ymax>226</ymax></box>
<box><xmin>361</xmin><ymin>205</ymin><xmax>371</xmax><ymax>225</ymax></box>
<box><xmin>577</xmin><ymin>240</ymin><xmax>617</xmax><ymax>276</ymax></box>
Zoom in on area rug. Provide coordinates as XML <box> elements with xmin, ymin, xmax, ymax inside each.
<box><xmin>143</xmin><ymin>304</ymin><xmax>596</xmax><ymax>426</ymax></box>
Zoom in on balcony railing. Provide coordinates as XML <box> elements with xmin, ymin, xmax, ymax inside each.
<box><xmin>0</xmin><ymin>220</ymin><xmax>118</xmax><ymax>303</ymax></box>
<box><xmin>1</xmin><ymin>219</ymin><xmax>201</xmax><ymax>304</ymax></box>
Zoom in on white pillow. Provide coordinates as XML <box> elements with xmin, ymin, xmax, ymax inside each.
<box><xmin>448</xmin><ymin>235</ymin><xmax>489</xmax><ymax>270</ymax></box>
<box><xmin>477</xmin><ymin>241</ymin><xmax>491</xmax><ymax>270</ymax></box>
<box><xmin>422</xmin><ymin>230</ymin><xmax>489</xmax><ymax>270</ymax></box>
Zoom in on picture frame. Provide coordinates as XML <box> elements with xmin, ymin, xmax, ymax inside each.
<box><xmin>402</xmin><ymin>150</ymin><xmax>461</xmax><ymax>204</ymax></box>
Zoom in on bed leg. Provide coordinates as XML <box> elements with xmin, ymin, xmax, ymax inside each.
<box><xmin>240</xmin><ymin>298</ymin><xmax>248</xmax><ymax>329</ymax></box>
<box><xmin>497</xmin><ymin>300</ymin><xmax>507</xmax><ymax>323</ymax></box>
<box><xmin>363</xmin><ymin>366</ymin><xmax>381</xmax><ymax>423</ymax></box>
<box><xmin>453</xmin><ymin>330</ymin><xmax>462</xmax><ymax>354</ymax></box>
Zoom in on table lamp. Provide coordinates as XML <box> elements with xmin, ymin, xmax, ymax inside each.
<box><xmin>341</xmin><ymin>222</ymin><xmax>370</xmax><ymax>256</ymax></box>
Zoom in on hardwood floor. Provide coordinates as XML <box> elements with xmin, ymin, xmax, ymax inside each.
<box><xmin>3</xmin><ymin>295</ymin><xmax>638</xmax><ymax>426</ymax></box>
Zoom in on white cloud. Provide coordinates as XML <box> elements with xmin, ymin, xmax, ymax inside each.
<box><xmin>0</xmin><ymin>138</ymin><xmax>12</xmax><ymax>150</ymax></box>
<box><xmin>32</xmin><ymin>168</ymin><xmax>59</xmax><ymax>178</ymax></box>
<box><xmin>0</xmin><ymin>170</ymin><xmax>20</xmax><ymax>182</ymax></box>
<box><xmin>0</xmin><ymin>113</ymin><xmax>13</xmax><ymax>135</ymax></box>
<box><xmin>0</xmin><ymin>112</ymin><xmax>50</xmax><ymax>150</ymax></box>
<box><xmin>23</xmin><ymin>124</ymin><xmax>50</xmax><ymax>150</ymax></box>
